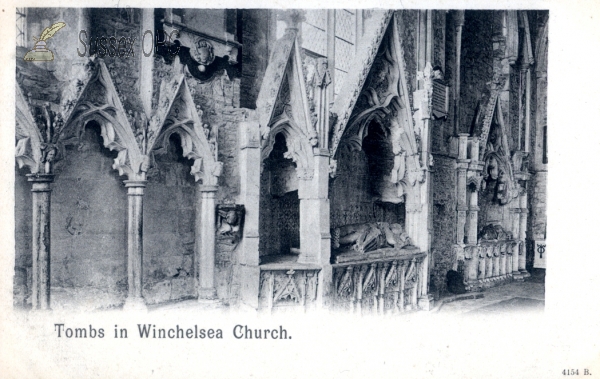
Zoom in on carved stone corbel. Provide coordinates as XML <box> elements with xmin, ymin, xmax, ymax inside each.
<box><xmin>216</xmin><ymin>204</ymin><xmax>245</xmax><ymax>248</ymax></box>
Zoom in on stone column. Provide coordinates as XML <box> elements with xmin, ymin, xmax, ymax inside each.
<box><xmin>518</xmin><ymin>193</ymin><xmax>530</xmax><ymax>277</ymax></box>
<box><xmin>238</xmin><ymin>120</ymin><xmax>261</xmax><ymax>309</ymax></box>
<box><xmin>511</xmin><ymin>209</ymin><xmax>521</xmax><ymax>275</ymax></box>
<box><xmin>298</xmin><ymin>151</ymin><xmax>331</xmax><ymax>307</ymax></box>
<box><xmin>28</xmin><ymin>174</ymin><xmax>54</xmax><ymax>310</ymax></box>
<box><xmin>124</xmin><ymin>180</ymin><xmax>147</xmax><ymax>310</ymax></box>
<box><xmin>465</xmin><ymin>189</ymin><xmax>479</xmax><ymax>245</ymax></box>
<box><xmin>196</xmin><ymin>184</ymin><xmax>218</xmax><ymax>300</ymax></box>
<box><xmin>456</xmin><ymin>134</ymin><xmax>469</xmax><ymax>245</ymax></box>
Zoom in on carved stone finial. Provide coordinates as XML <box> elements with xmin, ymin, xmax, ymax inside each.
<box><xmin>277</xmin><ymin>9</ymin><xmax>306</xmax><ymax>30</ymax></box>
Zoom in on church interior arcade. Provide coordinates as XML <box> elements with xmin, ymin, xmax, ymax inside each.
<box><xmin>14</xmin><ymin>8</ymin><xmax>548</xmax><ymax>313</ymax></box>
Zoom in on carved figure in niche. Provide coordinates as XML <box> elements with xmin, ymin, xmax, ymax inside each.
<box><xmin>333</xmin><ymin>223</ymin><xmax>381</xmax><ymax>253</ymax></box>
<box><xmin>482</xmin><ymin>155</ymin><xmax>511</xmax><ymax>205</ymax></box>
<box><xmin>193</xmin><ymin>39</ymin><xmax>215</xmax><ymax>73</ymax></box>
<box><xmin>332</xmin><ymin>222</ymin><xmax>411</xmax><ymax>254</ymax></box>
<box><xmin>217</xmin><ymin>204</ymin><xmax>245</xmax><ymax>245</ymax></box>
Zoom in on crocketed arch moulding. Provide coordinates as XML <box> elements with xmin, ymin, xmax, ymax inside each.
<box><xmin>15</xmin><ymin>85</ymin><xmax>44</xmax><ymax>174</ymax></box>
<box><xmin>256</xmin><ymin>21</ymin><xmax>319</xmax><ymax>181</ymax></box>
<box><xmin>331</xmin><ymin>12</ymin><xmax>424</xmax><ymax>202</ymax></box>
<box><xmin>150</xmin><ymin>75</ymin><xmax>223</xmax><ymax>185</ymax></box>
<box><xmin>261</xmin><ymin>117</ymin><xmax>315</xmax><ymax>180</ymax></box>
<box><xmin>62</xmin><ymin>59</ymin><xmax>146</xmax><ymax>180</ymax></box>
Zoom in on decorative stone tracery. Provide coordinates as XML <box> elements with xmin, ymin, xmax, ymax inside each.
<box><xmin>16</xmin><ymin>57</ymin><xmax>224</xmax><ymax>309</ymax></box>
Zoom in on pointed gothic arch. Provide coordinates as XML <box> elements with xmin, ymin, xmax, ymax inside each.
<box><xmin>150</xmin><ymin>76</ymin><xmax>223</xmax><ymax>185</ymax></box>
<box><xmin>478</xmin><ymin>95</ymin><xmax>520</xmax><ymax>205</ymax></box>
<box><xmin>63</xmin><ymin>59</ymin><xmax>146</xmax><ymax>180</ymax></box>
<box><xmin>331</xmin><ymin>13</ymin><xmax>424</xmax><ymax>202</ymax></box>
<box><xmin>256</xmin><ymin>26</ymin><xmax>319</xmax><ymax>180</ymax></box>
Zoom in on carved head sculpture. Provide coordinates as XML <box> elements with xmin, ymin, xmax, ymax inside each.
<box><xmin>43</xmin><ymin>145</ymin><xmax>57</xmax><ymax>163</ymax></box>
<box><xmin>194</xmin><ymin>39</ymin><xmax>215</xmax><ymax>68</ymax></box>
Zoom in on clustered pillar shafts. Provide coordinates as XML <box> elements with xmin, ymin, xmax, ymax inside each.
<box><xmin>466</xmin><ymin>138</ymin><xmax>481</xmax><ymax>246</ymax></box>
<box><xmin>518</xmin><ymin>192</ymin><xmax>529</xmax><ymax>276</ymax></box>
<box><xmin>511</xmin><ymin>208</ymin><xmax>521</xmax><ymax>275</ymax></box>
<box><xmin>456</xmin><ymin>134</ymin><xmax>470</xmax><ymax>245</ymax></box>
<box><xmin>413</xmin><ymin>9</ymin><xmax>434</xmax><ymax>310</ymax></box>
<box><xmin>196</xmin><ymin>184</ymin><xmax>218</xmax><ymax>300</ymax></box>
<box><xmin>124</xmin><ymin>180</ymin><xmax>147</xmax><ymax>310</ymax></box>
<box><xmin>28</xmin><ymin>173</ymin><xmax>54</xmax><ymax>310</ymax></box>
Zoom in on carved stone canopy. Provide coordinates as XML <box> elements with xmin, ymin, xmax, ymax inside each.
<box><xmin>60</xmin><ymin>59</ymin><xmax>148</xmax><ymax>180</ymax></box>
<box><xmin>18</xmin><ymin>58</ymin><xmax>223</xmax><ymax>185</ymax></box>
<box><xmin>476</xmin><ymin>99</ymin><xmax>520</xmax><ymax>205</ymax></box>
<box><xmin>333</xmin><ymin>15</ymin><xmax>424</xmax><ymax>205</ymax></box>
<box><xmin>256</xmin><ymin>26</ymin><xmax>319</xmax><ymax>180</ymax></box>
<box><xmin>151</xmin><ymin>75</ymin><xmax>222</xmax><ymax>185</ymax></box>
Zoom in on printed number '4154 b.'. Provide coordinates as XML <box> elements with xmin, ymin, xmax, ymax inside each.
<box><xmin>563</xmin><ymin>369</ymin><xmax>593</xmax><ymax>375</ymax></box>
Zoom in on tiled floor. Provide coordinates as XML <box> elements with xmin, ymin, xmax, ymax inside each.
<box><xmin>437</xmin><ymin>270</ymin><xmax>545</xmax><ymax>315</ymax></box>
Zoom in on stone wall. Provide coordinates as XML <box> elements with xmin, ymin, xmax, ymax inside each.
<box><xmin>47</xmin><ymin>124</ymin><xmax>128</xmax><ymax>310</ymax></box>
<box><xmin>330</xmin><ymin>145</ymin><xmax>405</xmax><ymax>232</ymax></box>
<box><xmin>89</xmin><ymin>8</ymin><xmax>145</xmax><ymax>115</ymax></box>
<box><xmin>396</xmin><ymin>10</ymin><xmax>418</xmax><ymax>108</ymax></box>
<box><xmin>239</xmin><ymin>9</ymin><xmax>274</xmax><ymax>109</ymax></box>
<box><xmin>143</xmin><ymin>134</ymin><xmax>197</xmax><ymax>305</ymax></box>
<box><xmin>459</xmin><ymin>10</ymin><xmax>495</xmax><ymax>134</ymax></box>
<box><xmin>430</xmin><ymin>155</ymin><xmax>457</xmax><ymax>298</ymax></box>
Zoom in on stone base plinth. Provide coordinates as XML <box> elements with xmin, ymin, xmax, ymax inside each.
<box><xmin>197</xmin><ymin>288</ymin><xmax>217</xmax><ymax>300</ymax></box>
<box><xmin>418</xmin><ymin>294</ymin><xmax>435</xmax><ymax>311</ymax></box>
<box><xmin>123</xmin><ymin>296</ymin><xmax>147</xmax><ymax>311</ymax></box>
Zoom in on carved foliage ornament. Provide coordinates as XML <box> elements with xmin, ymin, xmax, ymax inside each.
<box><xmin>330</xmin><ymin>10</ymin><xmax>394</xmax><ymax>156</ymax></box>
<box><xmin>16</xmin><ymin>58</ymin><xmax>95</xmax><ymax>175</ymax></box>
<box><xmin>334</xmin><ymin>13</ymin><xmax>424</xmax><ymax>203</ymax></box>
<box><xmin>151</xmin><ymin>75</ymin><xmax>223</xmax><ymax>185</ymax></box>
<box><xmin>258</xmin><ymin>30</ymin><xmax>322</xmax><ymax>180</ymax></box>
<box><xmin>17</xmin><ymin>56</ymin><xmax>222</xmax><ymax>186</ymax></box>
<box><xmin>62</xmin><ymin>59</ymin><xmax>147</xmax><ymax>180</ymax></box>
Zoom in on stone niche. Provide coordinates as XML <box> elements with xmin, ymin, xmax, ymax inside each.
<box><xmin>331</xmin><ymin>121</ymin><xmax>406</xmax><ymax>263</ymax></box>
<box><xmin>259</xmin><ymin>133</ymin><xmax>300</xmax><ymax>258</ymax></box>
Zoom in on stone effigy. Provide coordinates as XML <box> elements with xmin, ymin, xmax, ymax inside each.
<box><xmin>332</xmin><ymin>222</ymin><xmax>412</xmax><ymax>254</ymax></box>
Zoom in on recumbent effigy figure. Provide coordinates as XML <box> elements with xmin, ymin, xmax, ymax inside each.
<box><xmin>332</xmin><ymin>222</ymin><xmax>412</xmax><ymax>254</ymax></box>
